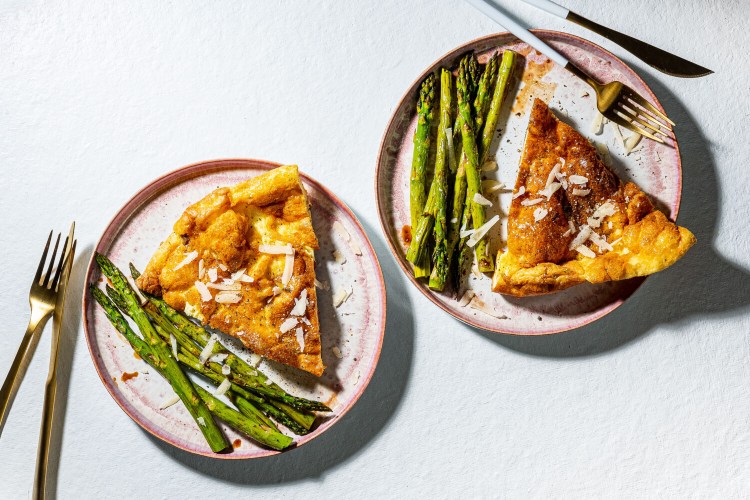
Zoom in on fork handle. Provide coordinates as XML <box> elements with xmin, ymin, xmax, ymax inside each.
<box><xmin>465</xmin><ymin>0</ymin><xmax>570</xmax><ymax>67</ymax></box>
<box><xmin>0</xmin><ymin>313</ymin><xmax>51</xmax><ymax>434</ymax></box>
<box><xmin>33</xmin><ymin>371</ymin><xmax>58</xmax><ymax>500</ymax></box>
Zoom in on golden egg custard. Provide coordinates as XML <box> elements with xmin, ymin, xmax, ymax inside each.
<box><xmin>136</xmin><ymin>165</ymin><xmax>325</xmax><ymax>376</ymax></box>
<box><xmin>492</xmin><ymin>99</ymin><xmax>696</xmax><ymax>297</ymax></box>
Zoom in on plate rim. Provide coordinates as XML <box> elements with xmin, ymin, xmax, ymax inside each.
<box><xmin>374</xmin><ymin>29</ymin><xmax>682</xmax><ymax>336</ymax></box>
<box><xmin>82</xmin><ymin>157</ymin><xmax>387</xmax><ymax>459</ymax></box>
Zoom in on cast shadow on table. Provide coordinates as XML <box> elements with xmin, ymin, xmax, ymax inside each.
<box><xmin>145</xmin><ymin>216</ymin><xmax>415</xmax><ymax>484</ymax></box>
<box><xmin>469</xmin><ymin>64</ymin><xmax>750</xmax><ymax>358</ymax></box>
<box><xmin>46</xmin><ymin>244</ymin><xmax>93</xmax><ymax>500</ymax></box>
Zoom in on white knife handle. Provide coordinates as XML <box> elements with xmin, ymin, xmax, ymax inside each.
<box><xmin>521</xmin><ymin>0</ymin><xmax>569</xmax><ymax>19</ymax></box>
<box><xmin>465</xmin><ymin>0</ymin><xmax>570</xmax><ymax>68</ymax></box>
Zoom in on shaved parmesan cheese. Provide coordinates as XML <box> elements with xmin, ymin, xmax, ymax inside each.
<box><xmin>333</xmin><ymin>286</ymin><xmax>353</xmax><ymax>307</ymax></box>
<box><xmin>473</xmin><ymin>192</ymin><xmax>493</xmax><ymax>207</ymax></box>
<box><xmin>332</xmin><ymin>346</ymin><xmax>343</xmax><ymax>359</ymax></box>
<box><xmin>207</xmin><ymin>267</ymin><xmax>218</xmax><ymax>283</ymax></box>
<box><xmin>215</xmin><ymin>292</ymin><xmax>242</xmax><ymax>304</ymax></box>
<box><xmin>207</xmin><ymin>282</ymin><xmax>242</xmax><ymax>291</ymax></box>
<box><xmin>521</xmin><ymin>198</ymin><xmax>544</xmax><ymax>206</ymax></box>
<box><xmin>258</xmin><ymin>244</ymin><xmax>294</xmax><ymax>255</ymax></box>
<box><xmin>198</xmin><ymin>259</ymin><xmax>205</xmax><ymax>279</ymax></box>
<box><xmin>170</xmin><ymin>334</ymin><xmax>178</xmax><ymax>359</ymax></box>
<box><xmin>611</xmin><ymin>121</ymin><xmax>625</xmax><ymax>148</ymax></box>
<box><xmin>591</xmin><ymin>112</ymin><xmax>605</xmax><ymax>135</ymax></box>
<box><xmin>621</xmin><ymin>248</ymin><xmax>630</xmax><ymax>255</ymax></box>
<box><xmin>174</xmin><ymin>250</ymin><xmax>198</xmax><ymax>270</ymax></box>
<box><xmin>197</xmin><ymin>417</ymin><xmax>206</xmax><ymax>427</ymax></box>
<box><xmin>315</xmin><ymin>278</ymin><xmax>329</xmax><ymax>290</ymax></box>
<box><xmin>159</xmin><ymin>394</ymin><xmax>181</xmax><ymax>410</ymax></box>
<box><xmin>589</xmin><ymin>231</ymin><xmax>614</xmax><ymax>252</ymax></box>
<box><xmin>194</xmin><ymin>281</ymin><xmax>212</xmax><ymax>302</ymax></box>
<box><xmin>533</xmin><ymin>207</ymin><xmax>549</xmax><ymax>222</ymax></box>
<box><xmin>333</xmin><ymin>249</ymin><xmax>346</xmax><ymax>264</ymax></box>
<box><xmin>295</xmin><ymin>327</ymin><xmax>305</xmax><ymax>352</ymax></box>
<box><xmin>333</xmin><ymin>221</ymin><xmax>351</xmax><ymax>241</ymax></box>
<box><xmin>248</xmin><ymin>353</ymin><xmax>262</xmax><ymax>367</ymax></box>
<box><xmin>222</xmin><ymin>364</ymin><xmax>231</xmax><ymax>375</ymax></box>
<box><xmin>300</xmin><ymin>316</ymin><xmax>311</xmax><ymax>326</ymax></box>
<box><xmin>569</xmin><ymin>220</ymin><xmax>576</xmax><ymax>232</ymax></box>
<box><xmin>290</xmin><ymin>289</ymin><xmax>308</xmax><ymax>316</ymax></box>
<box><xmin>466</xmin><ymin>215</ymin><xmax>500</xmax><ymax>248</ymax></box>
<box><xmin>281</xmin><ymin>252</ymin><xmax>295</xmax><ymax>286</ymax></box>
<box><xmin>540</xmin><ymin>182</ymin><xmax>562</xmax><ymax>199</ymax></box>
<box><xmin>272</xmin><ymin>286</ymin><xmax>281</xmax><ymax>295</ymax></box>
<box><xmin>231</xmin><ymin>268</ymin><xmax>246</xmax><ymax>280</ymax></box>
<box><xmin>572</xmin><ymin>188</ymin><xmax>591</xmax><ymax>196</ymax></box>
<box><xmin>482</xmin><ymin>160</ymin><xmax>498</xmax><ymax>172</ymax></box>
<box><xmin>280</xmin><ymin>317</ymin><xmax>298</xmax><ymax>333</ymax></box>
<box><xmin>459</xmin><ymin>224</ymin><xmax>475</xmax><ymax>239</ymax></box>
<box><xmin>546</xmin><ymin>163</ymin><xmax>562</xmax><ymax>188</ymax></box>
<box><xmin>208</xmin><ymin>353</ymin><xmax>228</xmax><ymax>364</ymax></box>
<box><xmin>596</xmin><ymin>142</ymin><xmax>611</xmax><ymax>164</ymax></box>
<box><xmin>458</xmin><ymin>289</ymin><xmax>475</xmax><ymax>307</ymax></box>
<box><xmin>512</xmin><ymin>186</ymin><xmax>526</xmax><ymax>199</ymax></box>
<box><xmin>214</xmin><ymin>378</ymin><xmax>232</xmax><ymax>396</ymax></box>
<box><xmin>199</xmin><ymin>334</ymin><xmax>219</xmax><ymax>364</ymax></box>
<box><xmin>624</xmin><ymin>132</ymin><xmax>642</xmax><ymax>155</ymax></box>
<box><xmin>239</xmin><ymin>275</ymin><xmax>254</xmax><ymax>283</ymax></box>
<box><xmin>482</xmin><ymin>180</ymin><xmax>507</xmax><ymax>194</ymax></box>
<box><xmin>575</xmin><ymin>245</ymin><xmax>596</xmax><ymax>258</ymax></box>
<box><xmin>569</xmin><ymin>175</ymin><xmax>588</xmax><ymax>185</ymax></box>
<box><xmin>126</xmin><ymin>276</ymin><xmax>147</xmax><ymax>305</ymax></box>
<box><xmin>218</xmin><ymin>263</ymin><xmax>228</xmax><ymax>271</ymax></box>
<box><xmin>569</xmin><ymin>225</ymin><xmax>593</xmax><ymax>250</ymax></box>
<box><xmin>468</xmin><ymin>296</ymin><xmax>508</xmax><ymax>319</ymax></box>
<box><xmin>562</xmin><ymin>228</ymin><xmax>572</xmax><ymax>237</ymax></box>
<box><xmin>588</xmin><ymin>201</ymin><xmax>617</xmax><ymax>228</ymax></box>
<box><xmin>610</xmin><ymin>237</ymin><xmax>622</xmax><ymax>247</ymax></box>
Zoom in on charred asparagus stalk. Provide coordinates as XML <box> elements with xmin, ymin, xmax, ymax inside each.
<box><xmin>93</xmin><ymin>255</ymin><xmax>229</xmax><ymax>453</ymax></box>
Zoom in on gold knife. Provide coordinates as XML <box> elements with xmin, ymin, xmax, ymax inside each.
<box><xmin>33</xmin><ymin>223</ymin><xmax>76</xmax><ymax>500</ymax></box>
<box><xmin>521</xmin><ymin>0</ymin><xmax>713</xmax><ymax>78</ymax></box>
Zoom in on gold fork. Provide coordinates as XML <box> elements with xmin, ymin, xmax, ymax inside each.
<box><xmin>0</xmin><ymin>226</ymin><xmax>76</xmax><ymax>435</ymax></box>
<box><xmin>466</xmin><ymin>0</ymin><xmax>675</xmax><ymax>142</ymax></box>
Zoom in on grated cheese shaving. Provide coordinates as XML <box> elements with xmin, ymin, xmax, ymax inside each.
<box><xmin>468</xmin><ymin>296</ymin><xmax>508</xmax><ymax>319</ymax></box>
<box><xmin>215</xmin><ymin>291</ymin><xmax>242</xmax><ymax>304</ymax></box>
<box><xmin>458</xmin><ymin>289</ymin><xmax>475</xmax><ymax>307</ymax></box>
<box><xmin>466</xmin><ymin>215</ymin><xmax>500</xmax><ymax>248</ymax></box>
<box><xmin>624</xmin><ymin>132</ymin><xmax>642</xmax><ymax>155</ymax></box>
<box><xmin>170</xmin><ymin>334</ymin><xmax>178</xmax><ymax>359</ymax></box>
<box><xmin>540</xmin><ymin>182</ymin><xmax>562</xmax><ymax>200</ymax></box>
<box><xmin>290</xmin><ymin>289</ymin><xmax>308</xmax><ymax>316</ymax></box>
<box><xmin>569</xmin><ymin>225</ymin><xmax>592</xmax><ymax>250</ymax></box>
<box><xmin>521</xmin><ymin>198</ymin><xmax>544</xmax><ymax>206</ymax></box>
<box><xmin>482</xmin><ymin>160</ymin><xmax>498</xmax><ymax>172</ymax></box>
<box><xmin>332</xmin><ymin>346</ymin><xmax>343</xmax><ymax>359</ymax></box>
<box><xmin>218</xmin><ymin>263</ymin><xmax>227</xmax><ymax>271</ymax></box>
<box><xmin>546</xmin><ymin>163</ymin><xmax>562</xmax><ymax>189</ymax></box>
<box><xmin>281</xmin><ymin>251</ymin><xmax>295</xmax><ymax>286</ymax></box>
<box><xmin>295</xmin><ymin>326</ymin><xmax>305</xmax><ymax>352</ymax></box>
<box><xmin>459</xmin><ymin>224</ymin><xmax>475</xmax><ymax>239</ymax></box>
<box><xmin>208</xmin><ymin>267</ymin><xmax>218</xmax><ymax>282</ymax></box>
<box><xmin>591</xmin><ymin>112</ymin><xmax>605</xmax><ymax>135</ymax></box>
<box><xmin>575</xmin><ymin>245</ymin><xmax>596</xmax><ymax>258</ymax></box>
<box><xmin>159</xmin><ymin>394</ymin><xmax>181</xmax><ymax>410</ymax></box>
<box><xmin>572</xmin><ymin>188</ymin><xmax>590</xmax><ymax>196</ymax></box>
<box><xmin>199</xmin><ymin>334</ymin><xmax>219</xmax><ymax>364</ymax></box>
<box><xmin>222</xmin><ymin>364</ymin><xmax>231</xmax><ymax>375</ymax></box>
<box><xmin>197</xmin><ymin>417</ymin><xmax>206</xmax><ymax>427</ymax></box>
<box><xmin>194</xmin><ymin>281</ymin><xmax>212</xmax><ymax>302</ymax></box>
<box><xmin>512</xmin><ymin>186</ymin><xmax>526</xmax><ymax>199</ymax></box>
<box><xmin>533</xmin><ymin>207</ymin><xmax>549</xmax><ymax>222</ymax></box>
<box><xmin>482</xmin><ymin>179</ymin><xmax>507</xmax><ymax>194</ymax></box>
<box><xmin>174</xmin><ymin>250</ymin><xmax>198</xmax><ymax>270</ymax></box>
<box><xmin>315</xmin><ymin>278</ymin><xmax>329</xmax><ymax>290</ymax></box>
<box><xmin>258</xmin><ymin>244</ymin><xmax>293</xmax><ymax>255</ymax></box>
<box><xmin>588</xmin><ymin>231</ymin><xmax>613</xmax><ymax>252</ymax></box>
<box><xmin>569</xmin><ymin>175</ymin><xmax>588</xmax><ymax>185</ymax></box>
<box><xmin>208</xmin><ymin>353</ymin><xmax>228</xmax><ymax>364</ymax></box>
<box><xmin>214</xmin><ymin>378</ymin><xmax>232</xmax><ymax>396</ymax></box>
<box><xmin>279</xmin><ymin>317</ymin><xmax>298</xmax><ymax>333</ymax></box>
<box><xmin>445</xmin><ymin>127</ymin><xmax>457</xmax><ymax>173</ymax></box>
<box><xmin>198</xmin><ymin>259</ymin><xmax>205</xmax><ymax>279</ymax></box>
<box><xmin>473</xmin><ymin>192</ymin><xmax>493</xmax><ymax>207</ymax></box>
<box><xmin>333</xmin><ymin>286</ymin><xmax>353</xmax><ymax>307</ymax></box>
<box><xmin>207</xmin><ymin>282</ymin><xmax>242</xmax><ymax>291</ymax></box>
<box><xmin>611</xmin><ymin>121</ymin><xmax>625</xmax><ymax>148</ymax></box>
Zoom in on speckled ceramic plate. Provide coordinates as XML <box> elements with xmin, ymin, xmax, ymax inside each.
<box><xmin>376</xmin><ymin>31</ymin><xmax>682</xmax><ymax>335</ymax></box>
<box><xmin>83</xmin><ymin>159</ymin><xmax>386</xmax><ymax>458</ymax></box>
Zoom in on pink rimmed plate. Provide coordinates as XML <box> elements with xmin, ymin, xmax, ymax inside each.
<box><xmin>83</xmin><ymin>159</ymin><xmax>386</xmax><ymax>458</ymax></box>
<box><xmin>376</xmin><ymin>31</ymin><xmax>682</xmax><ymax>335</ymax></box>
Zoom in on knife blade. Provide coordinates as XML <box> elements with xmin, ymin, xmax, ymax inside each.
<box><xmin>522</xmin><ymin>0</ymin><xmax>713</xmax><ymax>78</ymax></box>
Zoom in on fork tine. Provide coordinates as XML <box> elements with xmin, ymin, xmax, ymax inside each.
<box><xmin>42</xmin><ymin>233</ymin><xmax>61</xmax><ymax>289</ymax></box>
<box><xmin>623</xmin><ymin>89</ymin><xmax>676</xmax><ymax>127</ymax></box>
<box><xmin>51</xmin><ymin>223</ymin><xmax>76</xmax><ymax>291</ymax></box>
<box><xmin>616</xmin><ymin>103</ymin><xmax>671</xmax><ymax>138</ymax></box>
<box><xmin>35</xmin><ymin>231</ymin><xmax>53</xmax><ymax>285</ymax></box>
<box><xmin>623</xmin><ymin>97</ymin><xmax>674</xmax><ymax>134</ymax></box>
<box><xmin>611</xmin><ymin>110</ymin><xmax>664</xmax><ymax>143</ymax></box>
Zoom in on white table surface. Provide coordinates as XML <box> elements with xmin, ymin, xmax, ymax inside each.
<box><xmin>1</xmin><ymin>0</ymin><xmax>749</xmax><ymax>498</ymax></box>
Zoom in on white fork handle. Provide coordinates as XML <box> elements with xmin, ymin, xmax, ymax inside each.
<box><xmin>521</xmin><ymin>0</ymin><xmax>569</xmax><ymax>19</ymax></box>
<box><xmin>465</xmin><ymin>0</ymin><xmax>570</xmax><ymax>68</ymax></box>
